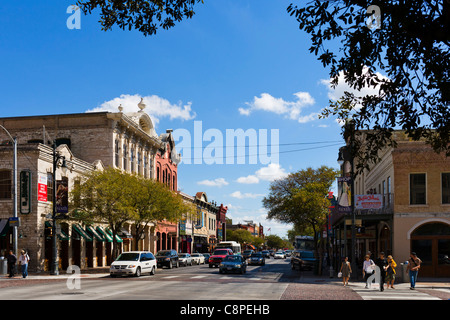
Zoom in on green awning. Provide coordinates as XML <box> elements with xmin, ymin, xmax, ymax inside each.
<box><xmin>72</xmin><ymin>224</ymin><xmax>92</xmax><ymax>241</ymax></box>
<box><xmin>45</xmin><ymin>221</ymin><xmax>70</xmax><ymax>240</ymax></box>
<box><xmin>106</xmin><ymin>228</ymin><xmax>123</xmax><ymax>243</ymax></box>
<box><xmin>86</xmin><ymin>225</ymin><xmax>104</xmax><ymax>241</ymax></box>
<box><xmin>96</xmin><ymin>226</ymin><xmax>113</xmax><ymax>242</ymax></box>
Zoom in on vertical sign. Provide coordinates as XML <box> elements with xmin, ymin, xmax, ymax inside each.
<box><xmin>338</xmin><ymin>176</ymin><xmax>352</xmax><ymax>213</ymax></box>
<box><xmin>20</xmin><ymin>170</ymin><xmax>31</xmax><ymax>214</ymax></box>
<box><xmin>38</xmin><ymin>173</ymin><xmax>48</xmax><ymax>202</ymax></box>
<box><xmin>56</xmin><ymin>179</ymin><xmax>69</xmax><ymax>213</ymax></box>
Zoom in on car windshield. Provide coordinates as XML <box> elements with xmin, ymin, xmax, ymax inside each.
<box><xmin>116</xmin><ymin>253</ymin><xmax>139</xmax><ymax>261</ymax></box>
<box><xmin>179</xmin><ymin>254</ymin><xmax>187</xmax><ymax>257</ymax></box>
<box><xmin>156</xmin><ymin>251</ymin><xmax>171</xmax><ymax>256</ymax></box>
<box><xmin>223</xmin><ymin>256</ymin><xmax>241</xmax><ymax>262</ymax></box>
<box><xmin>213</xmin><ymin>249</ymin><xmax>229</xmax><ymax>255</ymax></box>
<box><xmin>191</xmin><ymin>254</ymin><xmax>199</xmax><ymax>257</ymax></box>
<box><xmin>251</xmin><ymin>253</ymin><xmax>262</xmax><ymax>257</ymax></box>
<box><xmin>300</xmin><ymin>252</ymin><xmax>314</xmax><ymax>258</ymax></box>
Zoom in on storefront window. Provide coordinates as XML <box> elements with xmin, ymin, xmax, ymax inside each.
<box><xmin>438</xmin><ymin>239</ymin><xmax>450</xmax><ymax>265</ymax></box>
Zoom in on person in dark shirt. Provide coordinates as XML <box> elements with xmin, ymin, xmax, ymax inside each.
<box><xmin>375</xmin><ymin>252</ymin><xmax>388</xmax><ymax>291</ymax></box>
<box><xmin>7</xmin><ymin>250</ymin><xmax>17</xmax><ymax>278</ymax></box>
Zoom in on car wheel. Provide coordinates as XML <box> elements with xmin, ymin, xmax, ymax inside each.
<box><xmin>135</xmin><ymin>267</ymin><xmax>141</xmax><ymax>277</ymax></box>
<box><xmin>209</xmin><ymin>264</ymin><xmax>212</xmax><ymax>268</ymax></box>
<box><xmin>168</xmin><ymin>261</ymin><xmax>173</xmax><ymax>269</ymax></box>
<box><xmin>176</xmin><ymin>260</ymin><xmax>179</xmax><ymax>268</ymax></box>
<box><xmin>150</xmin><ymin>266</ymin><xmax>155</xmax><ymax>275</ymax></box>
<box><xmin>190</xmin><ymin>261</ymin><xmax>193</xmax><ymax>266</ymax></box>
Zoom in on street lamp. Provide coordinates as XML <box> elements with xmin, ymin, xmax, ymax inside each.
<box><xmin>50</xmin><ymin>141</ymin><xmax>68</xmax><ymax>276</ymax></box>
<box><xmin>0</xmin><ymin>125</ymin><xmax>18</xmax><ymax>257</ymax></box>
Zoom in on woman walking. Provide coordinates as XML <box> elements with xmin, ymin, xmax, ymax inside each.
<box><xmin>340</xmin><ymin>256</ymin><xmax>352</xmax><ymax>286</ymax></box>
<box><xmin>362</xmin><ymin>255</ymin><xmax>375</xmax><ymax>288</ymax></box>
<box><xmin>386</xmin><ymin>255</ymin><xmax>397</xmax><ymax>289</ymax></box>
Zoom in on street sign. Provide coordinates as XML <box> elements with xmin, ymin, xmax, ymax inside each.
<box><xmin>8</xmin><ymin>217</ymin><xmax>20</xmax><ymax>227</ymax></box>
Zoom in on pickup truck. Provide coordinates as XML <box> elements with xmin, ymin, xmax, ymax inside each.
<box><xmin>208</xmin><ymin>248</ymin><xmax>234</xmax><ymax>268</ymax></box>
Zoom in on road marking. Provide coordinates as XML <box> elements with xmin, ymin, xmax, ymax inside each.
<box><xmin>191</xmin><ymin>275</ymin><xmax>207</xmax><ymax>279</ymax></box>
<box><xmin>351</xmin><ymin>283</ymin><xmax>441</xmax><ymax>300</ymax></box>
<box><xmin>163</xmin><ymin>275</ymin><xmax>180</xmax><ymax>279</ymax></box>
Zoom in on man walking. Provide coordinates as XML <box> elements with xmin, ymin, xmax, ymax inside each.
<box><xmin>6</xmin><ymin>250</ymin><xmax>17</xmax><ymax>278</ymax></box>
<box><xmin>18</xmin><ymin>250</ymin><xmax>30</xmax><ymax>278</ymax></box>
<box><xmin>375</xmin><ymin>252</ymin><xmax>388</xmax><ymax>291</ymax></box>
<box><xmin>407</xmin><ymin>252</ymin><xmax>421</xmax><ymax>290</ymax></box>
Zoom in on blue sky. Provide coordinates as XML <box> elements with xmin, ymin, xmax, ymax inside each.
<box><xmin>0</xmin><ymin>0</ymin><xmax>349</xmax><ymax>238</ymax></box>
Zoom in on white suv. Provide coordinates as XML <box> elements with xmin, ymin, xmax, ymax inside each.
<box><xmin>110</xmin><ymin>251</ymin><xmax>157</xmax><ymax>277</ymax></box>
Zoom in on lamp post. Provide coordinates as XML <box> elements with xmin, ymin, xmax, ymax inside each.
<box><xmin>50</xmin><ymin>141</ymin><xmax>67</xmax><ymax>276</ymax></box>
<box><xmin>0</xmin><ymin>126</ymin><xmax>18</xmax><ymax>257</ymax></box>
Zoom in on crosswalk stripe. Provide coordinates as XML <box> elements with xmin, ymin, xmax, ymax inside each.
<box><xmin>163</xmin><ymin>275</ymin><xmax>180</xmax><ymax>279</ymax></box>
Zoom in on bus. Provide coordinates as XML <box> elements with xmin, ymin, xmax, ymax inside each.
<box><xmin>294</xmin><ymin>236</ymin><xmax>315</xmax><ymax>251</ymax></box>
<box><xmin>215</xmin><ymin>241</ymin><xmax>241</xmax><ymax>254</ymax></box>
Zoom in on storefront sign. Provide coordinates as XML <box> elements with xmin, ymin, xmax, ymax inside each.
<box><xmin>355</xmin><ymin>194</ymin><xmax>383</xmax><ymax>210</ymax></box>
<box><xmin>20</xmin><ymin>170</ymin><xmax>31</xmax><ymax>214</ymax></box>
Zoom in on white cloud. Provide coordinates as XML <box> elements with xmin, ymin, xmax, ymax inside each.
<box><xmin>320</xmin><ymin>67</ymin><xmax>389</xmax><ymax>102</ymax></box>
<box><xmin>86</xmin><ymin>94</ymin><xmax>196</xmax><ymax>125</ymax></box>
<box><xmin>235</xmin><ymin>175</ymin><xmax>260</xmax><ymax>184</ymax></box>
<box><xmin>230</xmin><ymin>191</ymin><xmax>264</xmax><ymax>199</ymax></box>
<box><xmin>236</xmin><ymin>163</ymin><xmax>288</xmax><ymax>184</ymax></box>
<box><xmin>239</xmin><ymin>91</ymin><xmax>318</xmax><ymax>123</ymax></box>
<box><xmin>197</xmin><ymin>178</ymin><xmax>229</xmax><ymax>187</ymax></box>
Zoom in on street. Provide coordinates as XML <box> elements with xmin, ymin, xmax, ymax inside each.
<box><xmin>1</xmin><ymin>257</ymin><xmax>449</xmax><ymax>302</ymax></box>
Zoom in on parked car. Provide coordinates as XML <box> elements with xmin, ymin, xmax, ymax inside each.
<box><xmin>156</xmin><ymin>249</ymin><xmax>179</xmax><ymax>269</ymax></box>
<box><xmin>261</xmin><ymin>250</ymin><xmax>270</xmax><ymax>259</ymax></box>
<box><xmin>284</xmin><ymin>250</ymin><xmax>292</xmax><ymax>257</ymax></box>
<box><xmin>219</xmin><ymin>255</ymin><xmax>247</xmax><ymax>274</ymax></box>
<box><xmin>249</xmin><ymin>252</ymin><xmax>265</xmax><ymax>266</ymax></box>
<box><xmin>209</xmin><ymin>248</ymin><xmax>234</xmax><ymax>267</ymax></box>
<box><xmin>178</xmin><ymin>253</ymin><xmax>193</xmax><ymax>266</ymax></box>
<box><xmin>274</xmin><ymin>251</ymin><xmax>286</xmax><ymax>259</ymax></box>
<box><xmin>269</xmin><ymin>249</ymin><xmax>275</xmax><ymax>257</ymax></box>
<box><xmin>242</xmin><ymin>250</ymin><xmax>254</xmax><ymax>260</ymax></box>
<box><xmin>291</xmin><ymin>250</ymin><xmax>317</xmax><ymax>271</ymax></box>
<box><xmin>191</xmin><ymin>253</ymin><xmax>205</xmax><ymax>264</ymax></box>
<box><xmin>110</xmin><ymin>251</ymin><xmax>156</xmax><ymax>277</ymax></box>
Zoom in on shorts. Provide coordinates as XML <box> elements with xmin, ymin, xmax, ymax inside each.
<box><xmin>386</xmin><ymin>273</ymin><xmax>395</xmax><ymax>282</ymax></box>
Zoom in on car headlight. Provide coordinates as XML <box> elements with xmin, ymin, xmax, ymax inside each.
<box><xmin>219</xmin><ymin>263</ymin><xmax>224</xmax><ymax>267</ymax></box>
<box><xmin>128</xmin><ymin>265</ymin><xmax>136</xmax><ymax>268</ymax></box>
<box><xmin>236</xmin><ymin>264</ymin><xmax>241</xmax><ymax>268</ymax></box>
<box><xmin>165</xmin><ymin>258</ymin><xmax>171</xmax><ymax>261</ymax></box>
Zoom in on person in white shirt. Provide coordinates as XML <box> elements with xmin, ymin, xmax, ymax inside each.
<box><xmin>362</xmin><ymin>254</ymin><xmax>375</xmax><ymax>288</ymax></box>
<box><xmin>18</xmin><ymin>250</ymin><xmax>30</xmax><ymax>278</ymax></box>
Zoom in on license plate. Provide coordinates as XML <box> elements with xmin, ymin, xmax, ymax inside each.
<box><xmin>227</xmin><ymin>267</ymin><xmax>232</xmax><ymax>270</ymax></box>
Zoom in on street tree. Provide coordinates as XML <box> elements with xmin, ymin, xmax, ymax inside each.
<box><xmin>262</xmin><ymin>166</ymin><xmax>339</xmax><ymax>273</ymax></box>
<box><xmin>288</xmin><ymin>0</ymin><xmax>449</xmax><ymax>171</ymax></box>
<box><xmin>70</xmin><ymin>167</ymin><xmax>135</xmax><ymax>259</ymax></box>
<box><xmin>76</xmin><ymin>0</ymin><xmax>204</xmax><ymax>36</ymax></box>
<box><xmin>125</xmin><ymin>175</ymin><xmax>196</xmax><ymax>251</ymax></box>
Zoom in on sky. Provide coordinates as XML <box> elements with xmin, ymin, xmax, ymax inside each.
<box><xmin>0</xmin><ymin>0</ymin><xmax>355</xmax><ymax>238</ymax></box>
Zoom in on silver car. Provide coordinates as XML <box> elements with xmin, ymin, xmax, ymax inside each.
<box><xmin>178</xmin><ymin>253</ymin><xmax>193</xmax><ymax>266</ymax></box>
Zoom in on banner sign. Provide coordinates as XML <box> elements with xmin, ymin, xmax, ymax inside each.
<box><xmin>337</xmin><ymin>177</ymin><xmax>352</xmax><ymax>213</ymax></box>
<box><xmin>37</xmin><ymin>173</ymin><xmax>48</xmax><ymax>202</ymax></box>
<box><xmin>355</xmin><ymin>194</ymin><xmax>383</xmax><ymax>210</ymax></box>
<box><xmin>56</xmin><ymin>179</ymin><xmax>69</xmax><ymax>213</ymax></box>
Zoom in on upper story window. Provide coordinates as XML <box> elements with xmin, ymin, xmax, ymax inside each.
<box><xmin>410</xmin><ymin>173</ymin><xmax>426</xmax><ymax>205</ymax></box>
<box><xmin>442</xmin><ymin>173</ymin><xmax>450</xmax><ymax>204</ymax></box>
<box><xmin>123</xmin><ymin>144</ymin><xmax>128</xmax><ymax>171</ymax></box>
<box><xmin>114</xmin><ymin>140</ymin><xmax>120</xmax><ymax>168</ymax></box>
<box><xmin>0</xmin><ymin>170</ymin><xmax>11</xmax><ymax>199</ymax></box>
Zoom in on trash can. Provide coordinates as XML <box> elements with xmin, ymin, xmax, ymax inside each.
<box><xmin>400</xmin><ymin>261</ymin><xmax>409</xmax><ymax>283</ymax></box>
<box><xmin>0</xmin><ymin>257</ymin><xmax>7</xmax><ymax>275</ymax></box>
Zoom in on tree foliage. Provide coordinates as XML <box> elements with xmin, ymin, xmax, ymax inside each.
<box><xmin>70</xmin><ymin>167</ymin><xmax>193</xmax><ymax>256</ymax></box>
<box><xmin>77</xmin><ymin>0</ymin><xmax>204</xmax><ymax>36</ymax></box>
<box><xmin>288</xmin><ymin>0</ymin><xmax>450</xmax><ymax>170</ymax></box>
<box><xmin>262</xmin><ymin>166</ymin><xmax>338</xmax><ymax>246</ymax></box>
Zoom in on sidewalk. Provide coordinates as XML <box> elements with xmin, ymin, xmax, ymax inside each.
<box><xmin>0</xmin><ymin>266</ymin><xmax>111</xmax><ymax>280</ymax></box>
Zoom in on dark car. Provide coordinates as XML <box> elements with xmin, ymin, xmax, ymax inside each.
<box><xmin>242</xmin><ymin>249</ymin><xmax>254</xmax><ymax>259</ymax></box>
<box><xmin>209</xmin><ymin>248</ymin><xmax>233</xmax><ymax>268</ymax></box>
<box><xmin>261</xmin><ymin>250</ymin><xmax>270</xmax><ymax>259</ymax></box>
<box><xmin>291</xmin><ymin>250</ymin><xmax>317</xmax><ymax>271</ymax></box>
<box><xmin>249</xmin><ymin>252</ymin><xmax>265</xmax><ymax>266</ymax></box>
<box><xmin>219</xmin><ymin>255</ymin><xmax>247</xmax><ymax>274</ymax></box>
<box><xmin>156</xmin><ymin>249</ymin><xmax>179</xmax><ymax>269</ymax></box>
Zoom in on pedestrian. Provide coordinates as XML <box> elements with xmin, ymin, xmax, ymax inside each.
<box><xmin>18</xmin><ymin>249</ymin><xmax>30</xmax><ymax>278</ymax></box>
<box><xmin>340</xmin><ymin>256</ymin><xmax>352</xmax><ymax>286</ymax></box>
<box><xmin>6</xmin><ymin>250</ymin><xmax>17</xmax><ymax>278</ymax></box>
<box><xmin>375</xmin><ymin>252</ymin><xmax>388</xmax><ymax>291</ymax></box>
<box><xmin>386</xmin><ymin>255</ymin><xmax>397</xmax><ymax>289</ymax></box>
<box><xmin>406</xmin><ymin>252</ymin><xmax>421</xmax><ymax>290</ymax></box>
<box><xmin>362</xmin><ymin>254</ymin><xmax>375</xmax><ymax>288</ymax></box>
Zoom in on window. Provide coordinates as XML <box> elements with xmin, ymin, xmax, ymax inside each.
<box><xmin>130</xmin><ymin>148</ymin><xmax>135</xmax><ymax>172</ymax></box>
<box><xmin>137</xmin><ymin>151</ymin><xmax>142</xmax><ymax>175</ymax></box>
<box><xmin>123</xmin><ymin>144</ymin><xmax>128</xmax><ymax>171</ymax></box>
<box><xmin>0</xmin><ymin>170</ymin><xmax>11</xmax><ymax>199</ymax></box>
<box><xmin>47</xmin><ymin>173</ymin><xmax>53</xmax><ymax>203</ymax></box>
<box><xmin>410</xmin><ymin>173</ymin><xmax>426</xmax><ymax>205</ymax></box>
<box><xmin>442</xmin><ymin>173</ymin><xmax>450</xmax><ymax>204</ymax></box>
<box><xmin>114</xmin><ymin>140</ymin><xmax>120</xmax><ymax>167</ymax></box>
